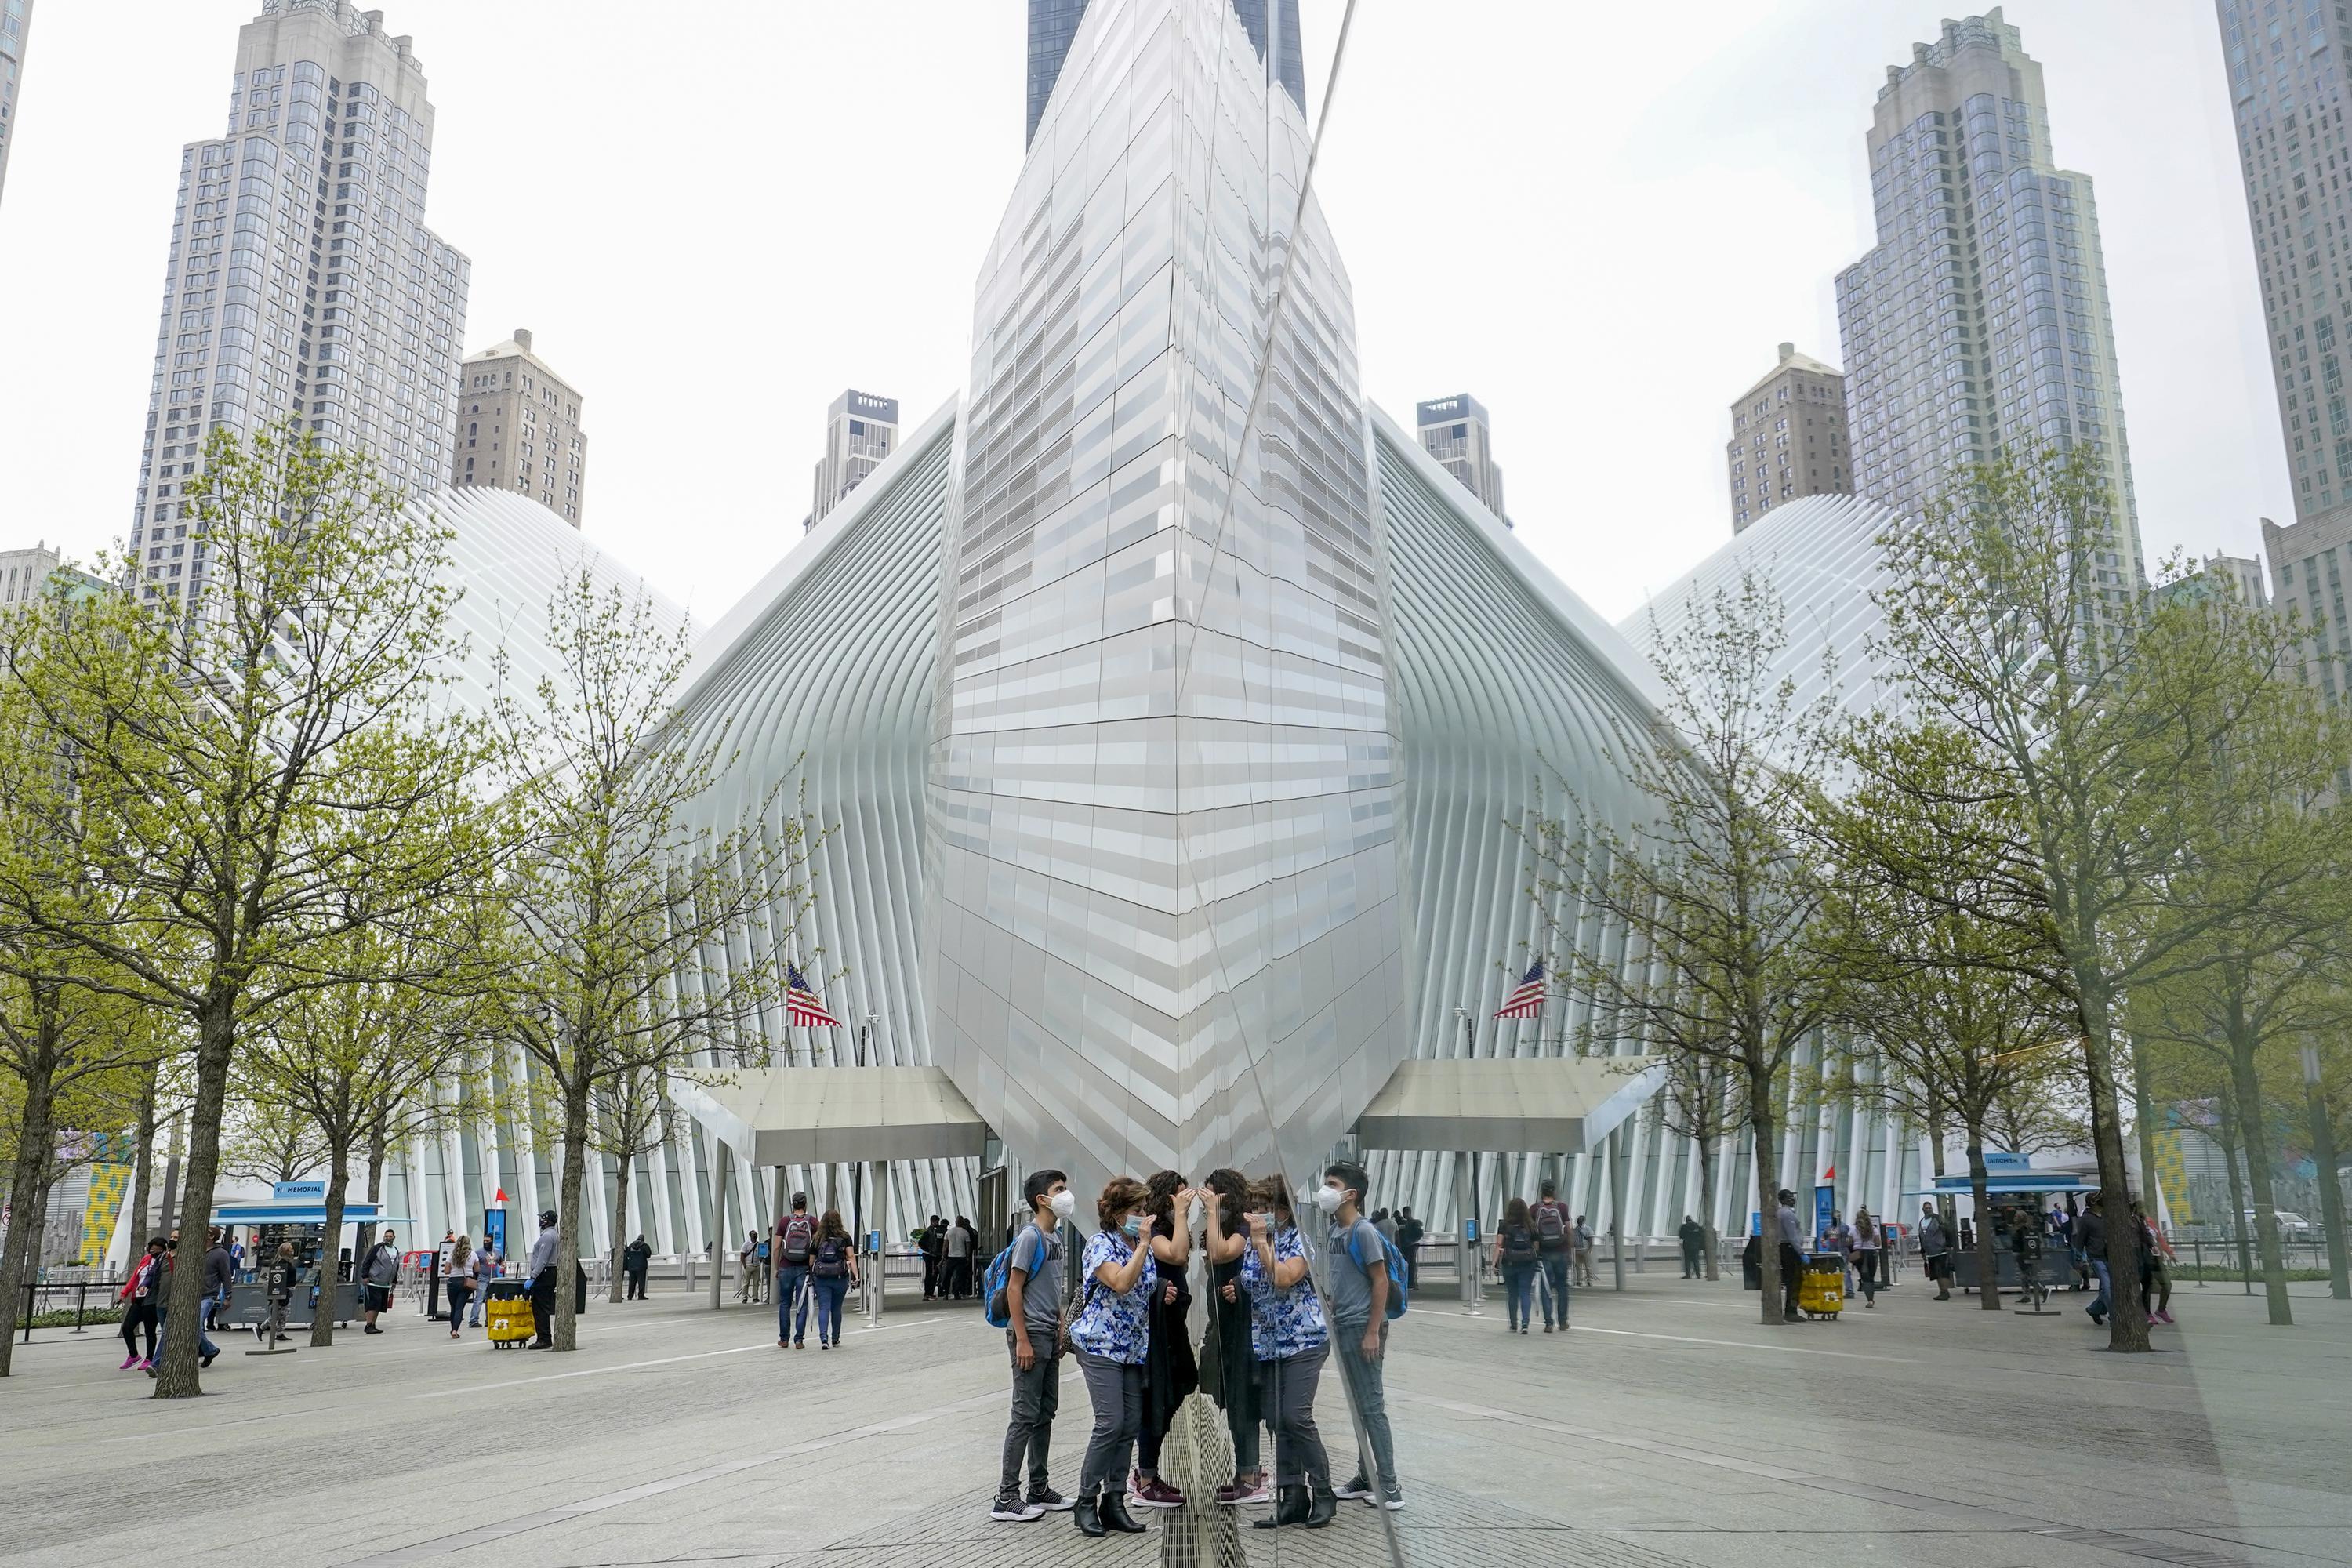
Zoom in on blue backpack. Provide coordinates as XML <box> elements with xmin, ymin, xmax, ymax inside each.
<box><xmin>982</xmin><ymin>1225</ymin><xmax>1041</xmax><ymax>1330</ymax></box>
<box><xmin>1345</xmin><ymin>1223</ymin><xmax>1410</xmax><ymax>1320</ymax></box>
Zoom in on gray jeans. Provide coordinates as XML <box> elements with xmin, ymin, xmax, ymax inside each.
<box><xmin>1260</xmin><ymin>1342</ymin><xmax>1330</xmax><ymax>1491</ymax></box>
<box><xmin>1076</xmin><ymin>1350</ymin><xmax>1144</xmax><ymax>1500</ymax></box>
<box><xmin>1332</xmin><ymin>1321</ymin><xmax>1396</xmax><ymax>1489</ymax></box>
<box><xmin>1001</xmin><ymin>1336</ymin><xmax>1062</xmax><ymax>1496</ymax></box>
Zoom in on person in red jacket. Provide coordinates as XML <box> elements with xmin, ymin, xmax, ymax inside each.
<box><xmin>118</xmin><ymin>1237</ymin><xmax>168</xmax><ymax>1370</ymax></box>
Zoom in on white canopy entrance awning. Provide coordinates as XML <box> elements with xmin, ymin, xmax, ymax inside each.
<box><xmin>1351</xmin><ymin>1056</ymin><xmax>1665</xmax><ymax>1154</ymax></box>
<box><xmin>669</xmin><ymin>1065</ymin><xmax>990</xmax><ymax>1167</ymax></box>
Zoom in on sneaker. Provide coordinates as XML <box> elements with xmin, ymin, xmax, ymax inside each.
<box><xmin>119</xmin><ymin>1354</ymin><xmax>140</xmax><ymax>1370</ymax></box>
<box><xmin>1130</xmin><ymin>1478</ymin><xmax>1184</xmax><ymax>1508</ymax></box>
<box><xmin>2157</xmin><ymin>1309</ymin><xmax>2176</xmax><ymax>1324</ymax></box>
<box><xmin>200</xmin><ymin>1352</ymin><xmax>217</xmax><ymax>1369</ymax></box>
<box><xmin>1332</xmin><ymin>1473</ymin><xmax>1376</xmax><ymax>1501</ymax></box>
<box><xmin>1380</xmin><ymin>1485</ymin><xmax>1406</xmax><ymax>1511</ymax></box>
<box><xmin>363</xmin><ymin>1324</ymin><xmax>383</xmax><ymax>1335</ymax></box>
<box><xmin>1221</xmin><ymin>1475</ymin><xmax>1272</xmax><ymax>1506</ymax></box>
<box><xmin>1543</xmin><ymin>1323</ymin><xmax>1554</xmax><ymax>1333</ymax></box>
<box><xmin>1026</xmin><ymin>1487</ymin><xmax>1075</xmax><ymax>1512</ymax></box>
<box><xmin>990</xmin><ymin>1492</ymin><xmax>1044</xmax><ymax>1523</ymax></box>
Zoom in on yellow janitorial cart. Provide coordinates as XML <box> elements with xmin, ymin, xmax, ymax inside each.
<box><xmin>1798</xmin><ymin>1252</ymin><xmax>1846</xmax><ymax>1319</ymax></box>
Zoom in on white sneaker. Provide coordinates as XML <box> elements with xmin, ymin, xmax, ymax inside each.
<box><xmin>989</xmin><ymin>1494</ymin><xmax>1044</xmax><ymax>1522</ymax></box>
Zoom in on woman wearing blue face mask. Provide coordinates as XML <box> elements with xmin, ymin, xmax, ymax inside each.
<box><xmin>1069</xmin><ymin>1174</ymin><xmax>1158</xmax><ymax>1537</ymax></box>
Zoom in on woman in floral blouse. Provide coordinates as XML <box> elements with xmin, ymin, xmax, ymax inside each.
<box><xmin>1069</xmin><ymin>1174</ymin><xmax>1162</xmax><ymax>1538</ymax></box>
<box><xmin>1243</xmin><ymin>1173</ymin><xmax>1336</xmax><ymax>1530</ymax></box>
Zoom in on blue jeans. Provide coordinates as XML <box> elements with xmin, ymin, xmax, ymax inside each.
<box><xmin>2089</xmin><ymin>1259</ymin><xmax>2111</xmax><ymax>1319</ymax></box>
<box><xmin>1539</xmin><ymin>1251</ymin><xmax>1570</xmax><ymax>1326</ymax></box>
<box><xmin>811</xmin><ymin>1273</ymin><xmax>849</xmax><ymax>1343</ymax></box>
<box><xmin>776</xmin><ymin>1265</ymin><xmax>811</xmax><ymax>1342</ymax></box>
<box><xmin>1334</xmin><ymin>1323</ymin><xmax>1397</xmax><ymax>1490</ymax></box>
<box><xmin>1504</xmin><ymin>1262</ymin><xmax>1537</xmax><ymax>1328</ymax></box>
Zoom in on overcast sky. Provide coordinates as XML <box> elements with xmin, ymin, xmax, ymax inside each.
<box><xmin>0</xmin><ymin>1</ymin><xmax>2279</xmax><ymax>627</ymax></box>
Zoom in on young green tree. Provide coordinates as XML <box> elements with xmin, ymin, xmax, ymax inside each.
<box><xmin>1870</xmin><ymin>442</ymin><xmax>2324</xmax><ymax>1352</ymax></box>
<box><xmin>586</xmin><ymin>1063</ymin><xmax>678</xmax><ymax>1305</ymax></box>
<box><xmin>475</xmin><ymin>569</ymin><xmax>822</xmax><ymax>1351</ymax></box>
<box><xmin>1650</xmin><ymin>1007</ymin><xmax>1743</xmax><ymax>1282</ymax></box>
<box><xmin>0</xmin><ymin>423</ymin><xmax>492</xmax><ymax>1396</ymax></box>
<box><xmin>1532</xmin><ymin>572</ymin><xmax>1843</xmax><ymax>1325</ymax></box>
<box><xmin>219</xmin><ymin>1092</ymin><xmax>329</xmax><ymax>1188</ymax></box>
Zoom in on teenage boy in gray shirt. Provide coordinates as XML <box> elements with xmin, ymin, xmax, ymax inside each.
<box><xmin>1320</xmin><ymin>1160</ymin><xmax>1402</xmax><ymax>1511</ymax></box>
<box><xmin>993</xmin><ymin>1169</ymin><xmax>1075</xmax><ymax>1523</ymax></box>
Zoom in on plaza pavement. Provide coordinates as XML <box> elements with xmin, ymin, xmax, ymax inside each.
<box><xmin>0</xmin><ymin>1264</ymin><xmax>2345</xmax><ymax>1568</ymax></box>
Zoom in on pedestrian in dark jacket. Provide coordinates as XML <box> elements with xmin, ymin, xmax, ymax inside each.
<box><xmin>623</xmin><ymin>1235</ymin><xmax>652</xmax><ymax>1300</ymax></box>
<box><xmin>1678</xmin><ymin>1215</ymin><xmax>1705</xmax><ymax>1278</ymax></box>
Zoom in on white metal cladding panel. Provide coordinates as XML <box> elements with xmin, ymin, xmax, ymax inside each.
<box><xmin>662</xmin><ymin>409</ymin><xmax>966</xmax><ymax>1236</ymax></box>
<box><xmin>1366</xmin><ymin>406</ymin><xmax>1673</xmax><ymax>1229</ymax></box>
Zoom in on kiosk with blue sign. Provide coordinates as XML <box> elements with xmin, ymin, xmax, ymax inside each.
<box><xmin>1907</xmin><ymin>1154</ymin><xmax>2093</xmax><ymax>1295</ymax></box>
<box><xmin>206</xmin><ymin>1181</ymin><xmax>416</xmax><ymax>1330</ymax></box>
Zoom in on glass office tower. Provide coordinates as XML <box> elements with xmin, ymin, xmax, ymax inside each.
<box><xmin>936</xmin><ymin>0</ymin><xmax>1409</xmax><ymax>1194</ymax></box>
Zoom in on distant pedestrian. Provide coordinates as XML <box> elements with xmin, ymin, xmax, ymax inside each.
<box><xmin>1070</xmin><ymin>1175</ymin><xmax>1155</xmax><ymax>1538</ymax></box>
<box><xmin>359</xmin><ymin>1226</ymin><xmax>401</xmax><ymax>1335</ymax></box>
<box><xmin>1570</xmin><ymin>1214</ymin><xmax>1595</xmax><ymax>1289</ymax></box>
<box><xmin>1679</xmin><ymin>1214</ymin><xmax>1705</xmax><ymax>1279</ymax></box>
<box><xmin>775</xmin><ymin>1195</ymin><xmax>817</xmax><ymax>1348</ymax></box>
<box><xmin>445</xmin><ymin>1234</ymin><xmax>475</xmax><ymax>1339</ymax></box>
<box><xmin>921</xmin><ymin>1214</ymin><xmax>946</xmax><ymax>1301</ymax></box>
<box><xmin>622</xmin><ymin>1234</ymin><xmax>652</xmax><ymax>1301</ymax></box>
<box><xmin>1373</xmin><ymin>1207</ymin><xmax>1399</xmax><ymax>1248</ymax></box>
<box><xmin>199</xmin><ymin>1227</ymin><xmax>232</xmax><ymax>1367</ymax></box>
<box><xmin>1775</xmin><ymin>1189</ymin><xmax>1806</xmax><ymax>1323</ymax></box>
<box><xmin>1244</xmin><ymin>1174</ymin><xmax>1334</xmax><ymax>1532</ymax></box>
<box><xmin>528</xmin><ymin>1210</ymin><xmax>560</xmax><ymax>1348</ymax></box>
<box><xmin>1918</xmin><ymin>1204</ymin><xmax>1951</xmax><ymax>1301</ymax></box>
<box><xmin>1852</xmin><ymin>1210</ymin><xmax>1882</xmax><ymax>1308</ymax></box>
<box><xmin>260</xmin><ymin>1240</ymin><xmax>297</xmax><ymax>1345</ymax></box>
<box><xmin>1201</xmin><ymin>1167</ymin><xmax>1267</xmax><ymax>1507</ymax></box>
<box><xmin>1494</xmin><ymin>1197</ymin><xmax>1541</xmax><ymax>1334</ymax></box>
<box><xmin>946</xmin><ymin>1214</ymin><xmax>977</xmax><ymax>1300</ymax></box>
<box><xmin>1530</xmin><ymin>1178</ymin><xmax>1572</xmax><ymax>1331</ymax></box>
<box><xmin>469</xmin><ymin>1249</ymin><xmax>497</xmax><ymax>1326</ymax></box>
<box><xmin>1321</xmin><ymin>1160</ymin><xmax>1402</xmax><ymax>1512</ymax></box>
<box><xmin>1819</xmin><ymin>1211</ymin><xmax>1855</xmax><ymax>1297</ymax></box>
<box><xmin>808</xmin><ymin>1209</ymin><xmax>857</xmax><ymax>1348</ymax></box>
<box><xmin>2078</xmin><ymin>1196</ymin><xmax>2111</xmax><ymax>1326</ymax></box>
<box><xmin>991</xmin><ymin>1168</ymin><xmax>1073</xmax><ymax>1523</ymax></box>
<box><xmin>1394</xmin><ymin>1208</ymin><xmax>1424</xmax><ymax>1291</ymax></box>
<box><xmin>2134</xmin><ymin>1200</ymin><xmax>2175</xmax><ymax>1324</ymax></box>
<box><xmin>118</xmin><ymin>1237</ymin><xmax>166</xmax><ymax>1371</ymax></box>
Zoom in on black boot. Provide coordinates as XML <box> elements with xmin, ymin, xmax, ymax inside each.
<box><xmin>1304</xmin><ymin>1486</ymin><xmax>1339</xmax><ymax>1529</ymax></box>
<box><xmin>1074</xmin><ymin>1491</ymin><xmax>1106</xmax><ymax>1537</ymax></box>
<box><xmin>1100</xmin><ymin>1490</ymin><xmax>1149</xmax><ymax>1534</ymax></box>
<box><xmin>1252</xmin><ymin>1484</ymin><xmax>1311</xmax><ymax>1530</ymax></box>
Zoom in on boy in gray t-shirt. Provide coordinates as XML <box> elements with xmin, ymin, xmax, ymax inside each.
<box><xmin>1322</xmin><ymin>1160</ymin><xmax>1402</xmax><ymax>1509</ymax></box>
<box><xmin>993</xmin><ymin>1170</ymin><xmax>1075</xmax><ymax>1522</ymax></box>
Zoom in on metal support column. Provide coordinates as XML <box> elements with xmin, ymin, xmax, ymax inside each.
<box><xmin>1610</xmin><ymin>1125</ymin><xmax>1627</xmax><ymax>1292</ymax></box>
<box><xmin>1457</xmin><ymin>1152</ymin><xmax>1482</xmax><ymax>1314</ymax></box>
<box><xmin>707</xmin><ymin>1138</ymin><xmax>729</xmax><ymax>1312</ymax></box>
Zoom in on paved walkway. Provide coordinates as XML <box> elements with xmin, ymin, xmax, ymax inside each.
<box><xmin>0</xmin><ymin>1266</ymin><xmax>2344</xmax><ymax>1567</ymax></box>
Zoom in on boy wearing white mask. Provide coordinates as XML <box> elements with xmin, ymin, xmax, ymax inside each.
<box><xmin>1319</xmin><ymin>1160</ymin><xmax>1403</xmax><ymax>1511</ymax></box>
<box><xmin>993</xmin><ymin>1169</ymin><xmax>1076</xmax><ymax>1523</ymax></box>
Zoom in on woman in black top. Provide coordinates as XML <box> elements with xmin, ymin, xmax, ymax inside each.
<box><xmin>1131</xmin><ymin>1171</ymin><xmax>1200</xmax><ymax>1508</ymax></box>
<box><xmin>1200</xmin><ymin>1167</ymin><xmax>1265</xmax><ymax>1505</ymax></box>
<box><xmin>1494</xmin><ymin>1196</ymin><xmax>1541</xmax><ymax>1334</ymax></box>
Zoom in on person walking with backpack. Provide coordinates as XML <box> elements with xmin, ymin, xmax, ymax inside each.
<box><xmin>1321</xmin><ymin>1160</ymin><xmax>1403</xmax><ymax>1512</ymax></box>
<box><xmin>1130</xmin><ymin>1172</ymin><xmax>1199</xmax><ymax>1511</ymax></box>
<box><xmin>1245</xmin><ymin>1174</ymin><xmax>1335</xmax><ymax>1532</ymax></box>
<box><xmin>808</xmin><ymin>1210</ymin><xmax>858</xmax><ymax>1348</ymax></box>
<box><xmin>1494</xmin><ymin>1197</ymin><xmax>1541</xmax><ymax>1334</ymax></box>
<box><xmin>1201</xmin><ymin>1168</ymin><xmax>1268</xmax><ymax>1507</ymax></box>
<box><xmin>1531</xmin><ymin>1179</ymin><xmax>1572</xmax><ymax>1331</ymax></box>
<box><xmin>359</xmin><ymin>1226</ymin><xmax>401</xmax><ymax>1335</ymax></box>
<box><xmin>775</xmin><ymin>1196</ymin><xmax>818</xmax><ymax>1348</ymax></box>
<box><xmin>990</xmin><ymin>1169</ymin><xmax>1075</xmax><ymax>1523</ymax></box>
<box><xmin>1070</xmin><ymin>1176</ymin><xmax>1156</xmax><ymax>1538</ymax></box>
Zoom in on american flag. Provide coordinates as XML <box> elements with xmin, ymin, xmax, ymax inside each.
<box><xmin>1494</xmin><ymin>958</ymin><xmax>1546</xmax><ymax>1020</ymax></box>
<box><xmin>786</xmin><ymin>964</ymin><xmax>842</xmax><ymax>1029</ymax></box>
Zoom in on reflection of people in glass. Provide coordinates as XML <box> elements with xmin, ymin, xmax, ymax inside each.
<box><xmin>1320</xmin><ymin>1160</ymin><xmax>1403</xmax><ymax>1511</ymax></box>
<box><xmin>1069</xmin><ymin>1176</ymin><xmax>1156</xmax><ymax>1538</ymax></box>
<box><xmin>1244</xmin><ymin>1174</ymin><xmax>1336</xmax><ymax>1530</ymax></box>
<box><xmin>1131</xmin><ymin>1171</ymin><xmax>1199</xmax><ymax>1510</ymax></box>
<box><xmin>1494</xmin><ymin>1196</ymin><xmax>1541</xmax><ymax>1333</ymax></box>
<box><xmin>1200</xmin><ymin>1168</ymin><xmax>1268</xmax><ymax>1506</ymax></box>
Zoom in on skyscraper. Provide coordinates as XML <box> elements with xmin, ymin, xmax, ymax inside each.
<box><xmin>807</xmin><ymin>389</ymin><xmax>898</xmax><ymax>531</ymax></box>
<box><xmin>1415</xmin><ymin>394</ymin><xmax>1507</xmax><ymax>521</ymax></box>
<box><xmin>1025</xmin><ymin>0</ymin><xmax>1301</xmax><ymax>147</ymax></box>
<box><xmin>2217</xmin><ymin>0</ymin><xmax>2352</xmax><ymax>695</ymax></box>
<box><xmin>1726</xmin><ymin>343</ymin><xmax>1853</xmax><ymax>533</ymax></box>
<box><xmin>453</xmin><ymin>328</ymin><xmax>588</xmax><ymax>527</ymax></box>
<box><xmin>1836</xmin><ymin>8</ymin><xmax>2143</xmax><ymax>588</ymax></box>
<box><xmin>0</xmin><ymin>0</ymin><xmax>30</xmax><ymax>209</ymax></box>
<box><xmin>130</xmin><ymin>0</ymin><xmax>467</xmax><ymax>609</ymax></box>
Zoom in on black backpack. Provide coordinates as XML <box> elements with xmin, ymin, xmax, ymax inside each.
<box><xmin>1503</xmin><ymin>1223</ymin><xmax>1538</xmax><ymax>1265</ymax></box>
<box><xmin>812</xmin><ymin>1234</ymin><xmax>848</xmax><ymax>1278</ymax></box>
<box><xmin>779</xmin><ymin>1214</ymin><xmax>815</xmax><ymax>1265</ymax></box>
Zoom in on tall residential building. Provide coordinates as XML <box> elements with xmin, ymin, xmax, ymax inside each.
<box><xmin>130</xmin><ymin>0</ymin><xmax>467</xmax><ymax>609</ymax></box>
<box><xmin>1415</xmin><ymin>394</ymin><xmax>1507</xmax><ymax>521</ymax></box>
<box><xmin>807</xmin><ymin>389</ymin><xmax>898</xmax><ymax>531</ymax></box>
<box><xmin>453</xmin><ymin>328</ymin><xmax>588</xmax><ymax>527</ymax></box>
<box><xmin>0</xmin><ymin>0</ymin><xmax>31</xmax><ymax>209</ymax></box>
<box><xmin>1836</xmin><ymin>8</ymin><xmax>2143</xmax><ymax>590</ymax></box>
<box><xmin>1025</xmin><ymin>0</ymin><xmax>1301</xmax><ymax>146</ymax></box>
<box><xmin>1727</xmin><ymin>343</ymin><xmax>1854</xmax><ymax>532</ymax></box>
<box><xmin>1</xmin><ymin>542</ymin><xmax>108</xmax><ymax>609</ymax></box>
<box><xmin>2264</xmin><ymin>512</ymin><xmax>2352</xmax><ymax>704</ymax></box>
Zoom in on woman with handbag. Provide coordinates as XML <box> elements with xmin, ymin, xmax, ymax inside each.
<box><xmin>1200</xmin><ymin>1167</ymin><xmax>1267</xmax><ymax>1506</ymax></box>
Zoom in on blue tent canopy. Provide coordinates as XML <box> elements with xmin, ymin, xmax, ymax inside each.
<box><xmin>1905</xmin><ymin>1174</ymin><xmax>2096</xmax><ymax>1196</ymax></box>
<box><xmin>209</xmin><ymin>1201</ymin><xmax>414</xmax><ymax>1225</ymax></box>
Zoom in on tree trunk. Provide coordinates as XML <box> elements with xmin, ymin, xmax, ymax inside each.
<box><xmin>312</xmin><ymin>1149</ymin><xmax>353</xmax><ymax>1348</ymax></box>
<box><xmin>554</xmin><ymin>1080</ymin><xmax>590</xmax><ymax>1351</ymax></box>
<box><xmin>2304</xmin><ymin>1070</ymin><xmax>2350</xmax><ymax>1301</ymax></box>
<box><xmin>2225</xmin><ymin>1022</ymin><xmax>2293</xmax><ymax>1327</ymax></box>
<box><xmin>125</xmin><ymin>1062</ymin><xmax>159</xmax><ymax>1263</ymax></box>
<box><xmin>1697</xmin><ymin>1135</ymin><xmax>1720</xmax><ymax>1282</ymax></box>
<box><xmin>156</xmin><ymin>1114</ymin><xmax>183</xmax><ymax>1240</ymax></box>
<box><xmin>0</xmin><ymin>1026</ymin><xmax>60</xmax><ymax>1379</ymax></box>
<box><xmin>153</xmin><ymin>993</ymin><xmax>236</xmax><ymax>1398</ymax></box>
<box><xmin>1962</xmin><ymin>1138</ymin><xmax>2002</xmax><ymax>1309</ymax></box>
<box><xmin>1748</xmin><ymin>1069</ymin><xmax>1784</xmax><ymax>1325</ymax></box>
<box><xmin>608</xmin><ymin>1151</ymin><xmax>631</xmax><ymax>1305</ymax></box>
<box><xmin>2130</xmin><ymin>1040</ymin><xmax>2162</xmax><ymax>1223</ymax></box>
<box><xmin>2073</xmin><ymin>980</ymin><xmax>2149</xmax><ymax>1351</ymax></box>
<box><xmin>2217</xmin><ymin>1088</ymin><xmax>2252</xmax><ymax>1290</ymax></box>
<box><xmin>365</xmin><ymin>1115</ymin><xmax>389</xmax><ymax>1206</ymax></box>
